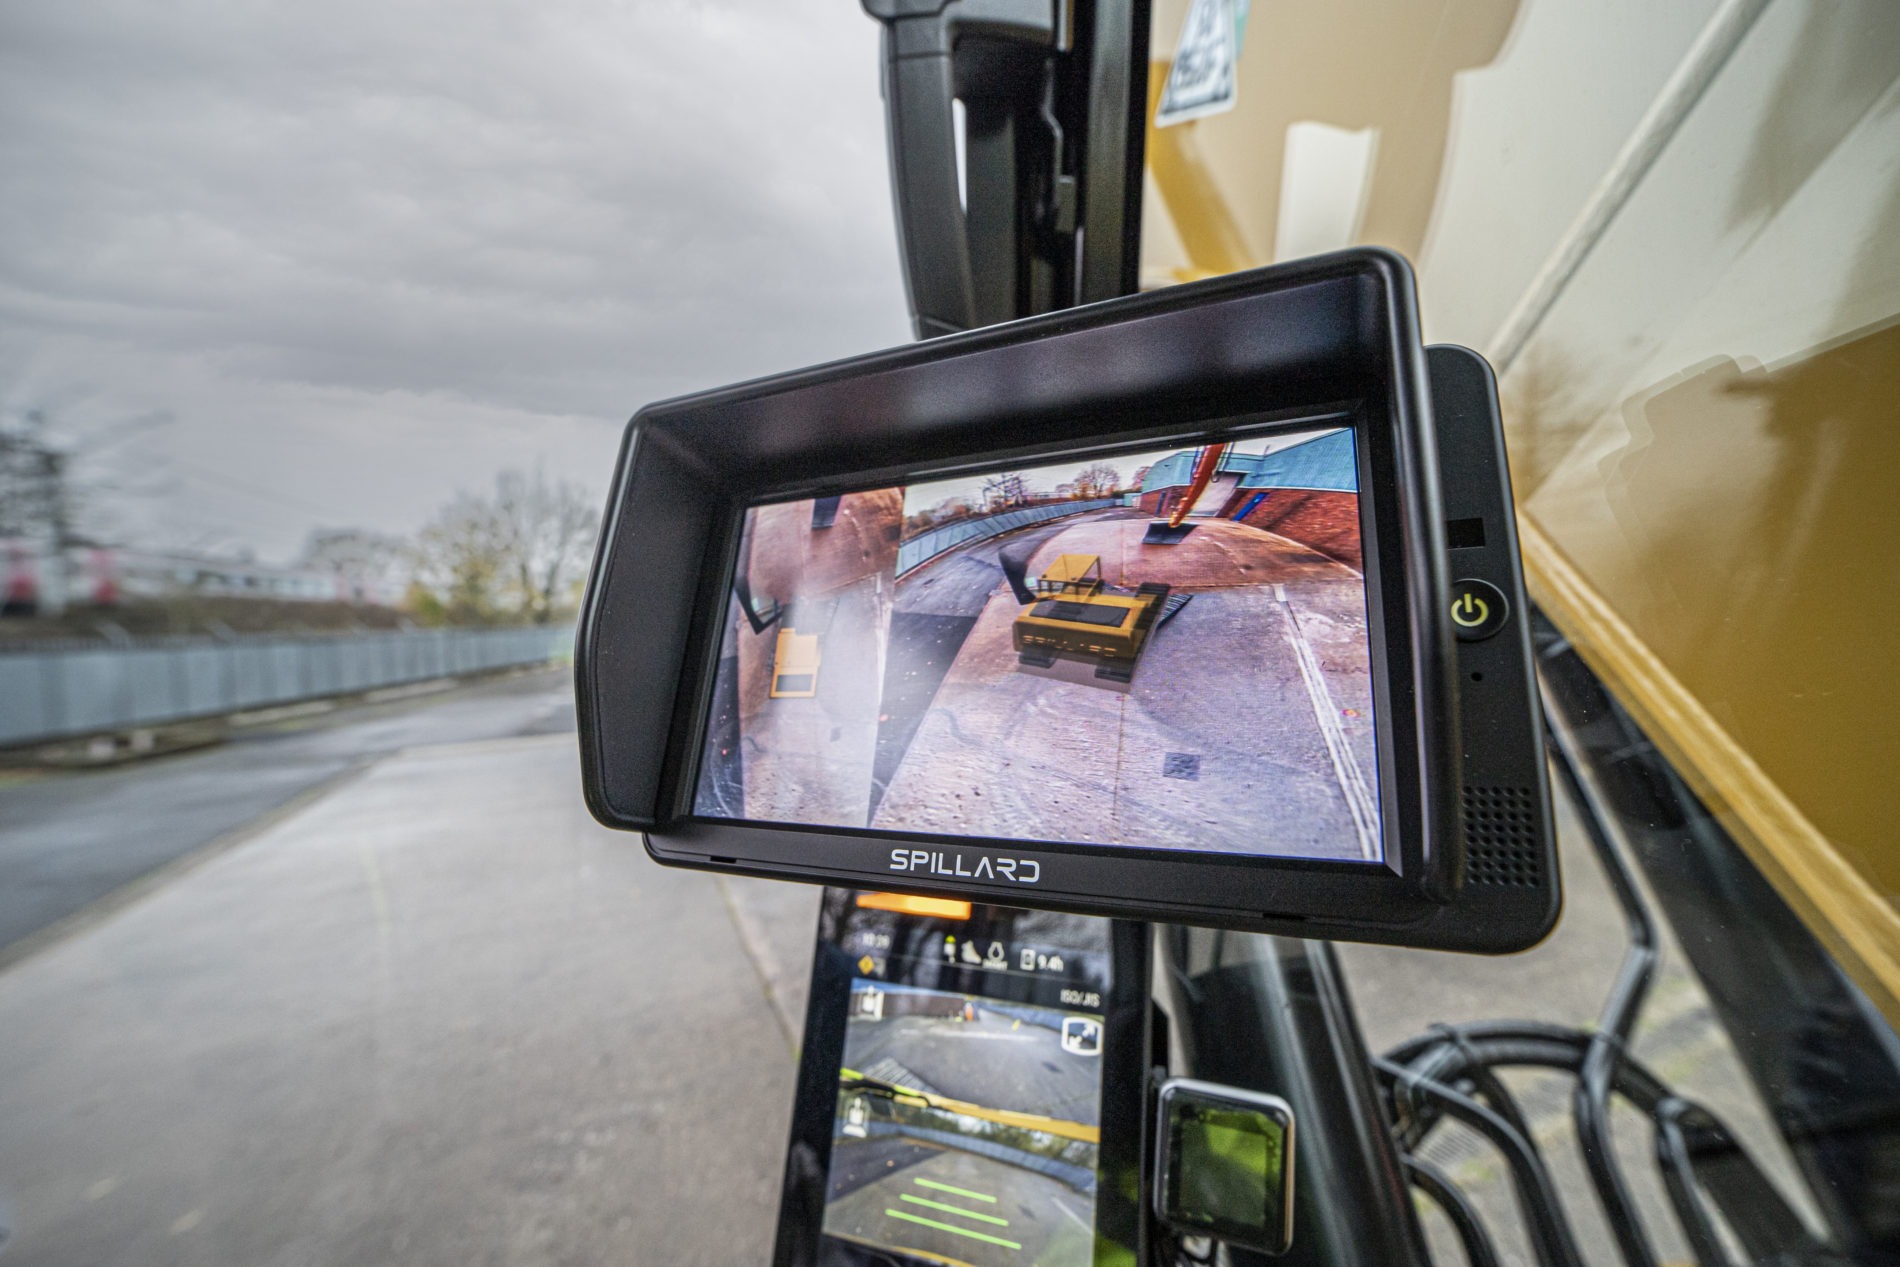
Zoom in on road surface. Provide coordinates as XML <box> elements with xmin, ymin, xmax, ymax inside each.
<box><xmin>0</xmin><ymin>710</ymin><xmax>822</xmax><ymax>1267</ymax></box>
<box><xmin>822</xmin><ymin>1141</ymin><xmax>1095</xmax><ymax>1266</ymax></box>
<box><xmin>818</xmin><ymin>997</ymin><xmax>1104</xmax><ymax>1265</ymax></box>
<box><xmin>872</xmin><ymin>512</ymin><xmax>1124</xmax><ymax>817</ymax></box>
<box><xmin>0</xmin><ymin>646</ymin><xmax>1806</xmax><ymax>1267</ymax></box>
<box><xmin>873</xmin><ymin>511</ymin><xmax>1378</xmax><ymax>857</ymax></box>
<box><xmin>0</xmin><ymin>668</ymin><xmax>575</xmax><ymax>957</ymax></box>
<box><xmin>845</xmin><ymin>1009</ymin><xmax>1101</xmax><ymax>1128</ymax></box>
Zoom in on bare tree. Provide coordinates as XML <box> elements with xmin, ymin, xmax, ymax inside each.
<box><xmin>982</xmin><ymin>472</ymin><xmax>1027</xmax><ymax>511</ymax></box>
<box><xmin>412</xmin><ymin>490</ymin><xmax>510</xmax><ymax>624</ymax></box>
<box><xmin>1073</xmin><ymin>462</ymin><xmax>1121</xmax><ymax>499</ymax></box>
<box><xmin>2</xmin><ymin>407</ymin><xmax>175</xmax><ymax>617</ymax></box>
<box><xmin>0</xmin><ymin>411</ymin><xmax>76</xmax><ymax>545</ymax></box>
<box><xmin>409</xmin><ymin>468</ymin><xmax>599</xmax><ymax>626</ymax></box>
<box><xmin>492</xmin><ymin>467</ymin><xmax>599</xmax><ymax>624</ymax></box>
<box><xmin>298</xmin><ymin>527</ymin><xmax>412</xmax><ymax>605</ymax></box>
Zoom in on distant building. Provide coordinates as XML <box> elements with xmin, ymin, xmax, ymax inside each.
<box><xmin>0</xmin><ymin>543</ymin><xmax>405</xmax><ymax>617</ymax></box>
<box><xmin>296</xmin><ymin>528</ymin><xmax>411</xmax><ymax>606</ymax></box>
<box><xmin>1137</xmin><ymin>430</ymin><xmax>1362</xmax><ymax>569</ymax></box>
<box><xmin>105</xmin><ymin>548</ymin><xmax>407</xmax><ymax>607</ymax></box>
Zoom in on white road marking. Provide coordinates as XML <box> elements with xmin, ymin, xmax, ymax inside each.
<box><xmin>1278</xmin><ymin>594</ymin><xmax>1379</xmax><ymax>860</ymax></box>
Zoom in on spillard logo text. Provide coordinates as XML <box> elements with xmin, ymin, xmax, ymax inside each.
<box><xmin>889</xmin><ymin>848</ymin><xmax>1041</xmax><ymax>884</ymax></box>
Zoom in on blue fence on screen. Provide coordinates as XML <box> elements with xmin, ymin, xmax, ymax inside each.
<box><xmin>895</xmin><ymin>499</ymin><xmax>1122</xmax><ymax>577</ymax></box>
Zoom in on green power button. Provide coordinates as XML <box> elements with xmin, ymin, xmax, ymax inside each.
<box><xmin>1450</xmin><ymin>578</ymin><xmax>1508</xmax><ymax>641</ymax></box>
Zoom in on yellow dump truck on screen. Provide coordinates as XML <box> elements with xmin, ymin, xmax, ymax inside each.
<box><xmin>1012</xmin><ymin>553</ymin><xmax>1172</xmax><ymax>683</ymax></box>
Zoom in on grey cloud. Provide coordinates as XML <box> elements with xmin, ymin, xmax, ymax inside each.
<box><xmin>1</xmin><ymin>0</ymin><xmax>910</xmax><ymax>555</ymax></box>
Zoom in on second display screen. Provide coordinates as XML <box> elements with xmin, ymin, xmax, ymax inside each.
<box><xmin>693</xmin><ymin>424</ymin><xmax>1384</xmax><ymax>863</ymax></box>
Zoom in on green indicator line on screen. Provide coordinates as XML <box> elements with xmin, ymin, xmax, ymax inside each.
<box><xmin>885</xmin><ymin>1209</ymin><xmax>1023</xmax><ymax>1250</ymax></box>
<box><xmin>900</xmin><ymin>1194</ymin><xmax>1011</xmax><ymax>1226</ymax></box>
<box><xmin>913</xmin><ymin>1178</ymin><xmax>997</xmax><ymax>1203</ymax></box>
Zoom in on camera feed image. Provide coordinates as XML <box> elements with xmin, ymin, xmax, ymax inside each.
<box><xmin>820</xmin><ymin>981</ymin><xmax>1105</xmax><ymax>1266</ymax></box>
<box><xmin>695</xmin><ymin>425</ymin><xmax>1379</xmax><ymax>861</ymax></box>
<box><xmin>695</xmin><ymin>490</ymin><xmax>903</xmax><ymax>826</ymax></box>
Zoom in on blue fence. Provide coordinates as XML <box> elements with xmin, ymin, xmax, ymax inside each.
<box><xmin>0</xmin><ymin>625</ymin><xmax>574</xmax><ymax>747</ymax></box>
<box><xmin>896</xmin><ymin>499</ymin><xmax>1122</xmax><ymax>576</ymax></box>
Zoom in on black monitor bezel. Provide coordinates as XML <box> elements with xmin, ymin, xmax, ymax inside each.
<box><xmin>576</xmin><ymin>249</ymin><xmax>1463</xmax><ymax>939</ymax></box>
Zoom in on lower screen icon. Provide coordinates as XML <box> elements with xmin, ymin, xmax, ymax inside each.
<box><xmin>1062</xmin><ymin>1016</ymin><xmax>1103</xmax><ymax>1056</ymax></box>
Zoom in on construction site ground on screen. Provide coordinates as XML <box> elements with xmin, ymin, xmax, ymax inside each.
<box><xmin>693</xmin><ymin>426</ymin><xmax>1383</xmax><ymax>863</ymax></box>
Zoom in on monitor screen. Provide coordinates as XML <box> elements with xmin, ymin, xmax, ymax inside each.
<box><xmin>818</xmin><ymin>923</ymin><xmax>1114</xmax><ymax>1266</ymax></box>
<box><xmin>693</xmin><ymin>422</ymin><xmax>1383</xmax><ymax>864</ymax></box>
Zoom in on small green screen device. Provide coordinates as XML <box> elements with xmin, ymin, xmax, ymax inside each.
<box><xmin>1155</xmin><ymin>1078</ymin><xmax>1296</xmax><ymax>1255</ymax></box>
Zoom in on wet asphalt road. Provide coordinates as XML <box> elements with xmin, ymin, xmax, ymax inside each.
<box><xmin>0</xmin><ymin>668</ymin><xmax>576</xmax><ymax>956</ymax></box>
<box><xmin>0</xmin><ymin>730</ymin><xmax>810</xmax><ymax>1267</ymax></box>
<box><xmin>824</xmin><ymin>1136</ymin><xmax>937</xmax><ymax>1201</ymax></box>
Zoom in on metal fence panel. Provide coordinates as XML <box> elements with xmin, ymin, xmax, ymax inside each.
<box><xmin>179</xmin><ymin>647</ymin><xmax>226</xmax><ymax>714</ymax></box>
<box><xmin>55</xmin><ymin>653</ymin><xmax>122</xmax><ymax>735</ymax></box>
<box><xmin>308</xmin><ymin>640</ymin><xmax>342</xmax><ymax>697</ymax></box>
<box><xmin>0</xmin><ymin>656</ymin><xmax>50</xmax><ymax>739</ymax></box>
<box><xmin>895</xmin><ymin>498</ymin><xmax>1120</xmax><ymax>576</ymax></box>
<box><xmin>125</xmin><ymin>650</ymin><xmax>179</xmax><ymax>722</ymax></box>
<box><xmin>0</xmin><ymin>624</ymin><xmax>574</xmax><ymax>748</ymax></box>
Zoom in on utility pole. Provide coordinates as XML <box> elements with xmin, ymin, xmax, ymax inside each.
<box><xmin>0</xmin><ymin>410</ymin><xmax>77</xmax><ymax>613</ymax></box>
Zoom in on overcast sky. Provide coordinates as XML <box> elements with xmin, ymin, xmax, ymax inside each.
<box><xmin>0</xmin><ymin>0</ymin><xmax>911</xmax><ymax>560</ymax></box>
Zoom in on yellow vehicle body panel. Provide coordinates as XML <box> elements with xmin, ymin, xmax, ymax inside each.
<box><xmin>769</xmin><ymin>628</ymin><xmax>820</xmax><ymax>699</ymax></box>
<box><xmin>1139</xmin><ymin>0</ymin><xmax>1900</xmax><ymax>1018</ymax></box>
<box><xmin>1014</xmin><ymin>592</ymin><xmax>1155</xmax><ymax>662</ymax></box>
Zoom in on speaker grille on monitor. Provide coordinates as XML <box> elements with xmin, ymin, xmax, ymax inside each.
<box><xmin>1462</xmin><ymin>785</ymin><xmax>1541</xmax><ymax>887</ymax></box>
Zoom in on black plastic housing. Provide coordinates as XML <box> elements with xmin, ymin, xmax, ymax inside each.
<box><xmin>576</xmin><ymin>249</ymin><xmax>1556</xmax><ymax>952</ymax></box>
<box><xmin>1409</xmin><ymin>345</ymin><xmax>1559</xmax><ymax>952</ymax></box>
<box><xmin>1153</xmin><ymin>1077</ymin><xmax>1297</xmax><ymax>1255</ymax></box>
